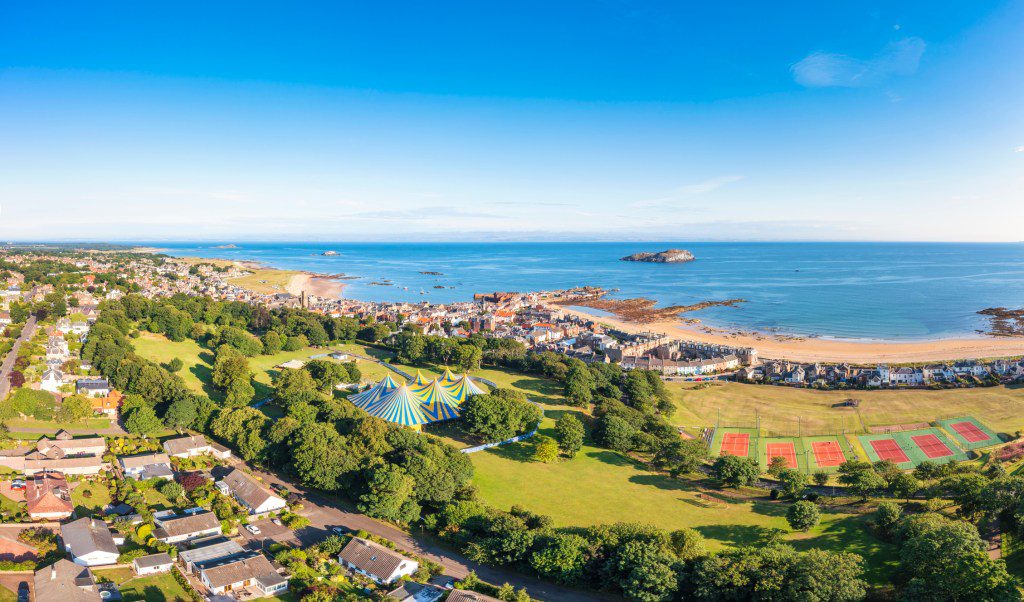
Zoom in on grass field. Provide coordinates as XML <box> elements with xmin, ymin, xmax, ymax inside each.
<box><xmin>470</xmin><ymin>426</ymin><xmax>897</xmax><ymax>581</ymax></box>
<box><xmin>94</xmin><ymin>568</ymin><xmax>191</xmax><ymax>602</ymax></box>
<box><xmin>228</xmin><ymin>268</ymin><xmax>302</xmax><ymax>294</ymax></box>
<box><xmin>5</xmin><ymin>416</ymin><xmax>112</xmax><ymax>430</ymax></box>
<box><xmin>670</xmin><ymin>381</ymin><xmax>1024</xmax><ymax>436</ymax></box>
<box><xmin>133</xmin><ymin>333</ymin><xmax>383</xmax><ymax>402</ymax></box>
<box><xmin>71</xmin><ymin>480</ymin><xmax>113</xmax><ymax>516</ymax></box>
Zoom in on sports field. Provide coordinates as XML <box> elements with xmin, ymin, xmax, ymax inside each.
<box><xmin>759</xmin><ymin>437</ymin><xmax>810</xmax><ymax>473</ymax></box>
<box><xmin>671</xmin><ymin>381</ymin><xmax>1024</xmax><ymax>436</ymax></box>
<box><xmin>937</xmin><ymin>416</ymin><xmax>1001</xmax><ymax>450</ymax></box>
<box><xmin>710</xmin><ymin>427</ymin><xmax>758</xmax><ymax>458</ymax></box>
<box><xmin>858</xmin><ymin>427</ymin><xmax>968</xmax><ymax>468</ymax></box>
<box><xmin>804</xmin><ymin>435</ymin><xmax>855</xmax><ymax>473</ymax></box>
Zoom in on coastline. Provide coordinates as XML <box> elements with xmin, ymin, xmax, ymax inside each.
<box><xmin>173</xmin><ymin>255</ymin><xmax>346</xmax><ymax>300</ymax></box>
<box><xmin>555</xmin><ymin>305</ymin><xmax>1024</xmax><ymax>364</ymax></box>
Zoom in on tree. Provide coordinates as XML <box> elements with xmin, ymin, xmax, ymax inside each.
<box><xmin>8</xmin><ymin>370</ymin><xmax>25</xmax><ymax>389</ymax></box>
<box><xmin>358</xmin><ymin>464</ymin><xmax>420</xmax><ymax>524</ymax></box>
<box><xmin>123</xmin><ymin>404</ymin><xmax>162</xmax><ymax>436</ymax></box>
<box><xmin>291</xmin><ymin>423</ymin><xmax>354</xmax><ymax>490</ymax></box>
<box><xmin>874</xmin><ymin>501</ymin><xmax>902</xmax><ymax>540</ymax></box>
<box><xmin>563</xmin><ymin>364</ymin><xmax>595</xmax><ymax>407</ymax></box>
<box><xmin>529</xmin><ymin>532</ymin><xmax>589</xmax><ymax>585</ymax></box>
<box><xmin>283</xmin><ymin>334</ymin><xmax>308</xmax><ymax>351</ymax></box>
<box><xmin>159</xmin><ymin>481</ymin><xmax>184</xmax><ymax>501</ymax></box>
<box><xmin>304</xmin><ymin>360</ymin><xmax>353</xmax><ymax>392</ymax></box>
<box><xmin>777</xmin><ymin>468</ymin><xmax>807</xmax><ymax>499</ymax></box>
<box><xmin>554</xmin><ymin>414</ymin><xmax>584</xmax><ymax>459</ymax></box>
<box><xmin>460</xmin><ymin>389</ymin><xmax>540</xmax><ymax>443</ymax></box>
<box><xmin>262</xmin><ymin>331</ymin><xmax>283</xmax><ymax>355</ymax></box>
<box><xmin>604</xmin><ymin>539</ymin><xmax>679</xmax><ymax>602</ymax></box>
<box><xmin>838</xmin><ymin>461</ymin><xmax>886</xmax><ymax>501</ymax></box>
<box><xmin>712</xmin><ymin>455</ymin><xmax>761</xmax><ymax>487</ymax></box>
<box><xmin>888</xmin><ymin>472</ymin><xmax>920</xmax><ymax>501</ymax></box>
<box><xmin>787</xmin><ymin>500</ymin><xmax>821</xmax><ymax>531</ymax></box>
<box><xmin>670</xmin><ymin>528</ymin><xmax>707</xmax><ymax>561</ymax></box>
<box><xmin>768</xmin><ymin>456</ymin><xmax>788</xmax><ymax>477</ymax></box>
<box><xmin>166</xmin><ymin>357</ymin><xmax>184</xmax><ymax>373</ymax></box>
<box><xmin>164</xmin><ymin>396</ymin><xmax>198</xmax><ymax>430</ymax></box>
<box><xmin>812</xmin><ymin>470</ymin><xmax>829</xmax><ymax>487</ymax></box>
<box><xmin>56</xmin><ymin>395</ymin><xmax>92</xmax><ymax>423</ymax></box>
<box><xmin>532</xmin><ymin>435</ymin><xmax>559</xmax><ymax>463</ymax></box>
<box><xmin>455</xmin><ymin>344</ymin><xmax>482</xmax><ymax>373</ymax></box>
<box><xmin>597</xmin><ymin>415</ymin><xmax>637</xmax><ymax>453</ymax></box>
<box><xmin>651</xmin><ymin>439</ymin><xmax>709</xmax><ymax>477</ymax></box>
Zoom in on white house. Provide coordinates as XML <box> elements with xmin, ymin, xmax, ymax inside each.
<box><xmin>217</xmin><ymin>468</ymin><xmax>287</xmax><ymax>515</ymax></box>
<box><xmin>119</xmin><ymin>453</ymin><xmax>173</xmax><ymax>480</ymax></box>
<box><xmin>132</xmin><ymin>553</ymin><xmax>173</xmax><ymax>576</ymax></box>
<box><xmin>75</xmin><ymin>378</ymin><xmax>111</xmax><ymax>397</ymax></box>
<box><xmin>152</xmin><ymin>511</ymin><xmax>223</xmax><ymax>544</ymax></box>
<box><xmin>162</xmin><ymin>434</ymin><xmax>232</xmax><ymax>459</ymax></box>
<box><xmin>61</xmin><ymin>517</ymin><xmax>120</xmax><ymax>567</ymax></box>
<box><xmin>40</xmin><ymin>368</ymin><xmax>64</xmax><ymax>393</ymax></box>
<box><xmin>338</xmin><ymin>537</ymin><xmax>418</xmax><ymax>585</ymax></box>
<box><xmin>198</xmin><ymin>552</ymin><xmax>288</xmax><ymax>597</ymax></box>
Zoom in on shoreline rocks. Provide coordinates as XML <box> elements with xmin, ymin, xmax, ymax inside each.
<box><xmin>620</xmin><ymin>249</ymin><xmax>695</xmax><ymax>263</ymax></box>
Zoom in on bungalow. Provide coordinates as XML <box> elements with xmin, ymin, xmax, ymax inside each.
<box><xmin>446</xmin><ymin>590</ymin><xmax>503</xmax><ymax>602</ymax></box>
<box><xmin>216</xmin><ymin>468</ymin><xmax>287</xmax><ymax>515</ymax></box>
<box><xmin>26</xmin><ymin>471</ymin><xmax>74</xmax><ymax>520</ymax></box>
<box><xmin>179</xmin><ymin>538</ymin><xmax>245</xmax><ymax>574</ymax></box>
<box><xmin>132</xmin><ymin>552</ymin><xmax>173</xmax><ymax>576</ymax></box>
<box><xmin>386</xmin><ymin>582</ymin><xmax>446</xmax><ymax>602</ymax></box>
<box><xmin>33</xmin><ymin>559</ymin><xmax>103</xmax><ymax>602</ymax></box>
<box><xmin>338</xmin><ymin>537</ymin><xmax>418</xmax><ymax>585</ymax></box>
<box><xmin>38</xmin><ymin>431</ymin><xmax>107</xmax><ymax>457</ymax></box>
<box><xmin>0</xmin><ymin>311</ymin><xmax>10</xmax><ymax>326</ymax></box>
<box><xmin>162</xmin><ymin>434</ymin><xmax>232</xmax><ymax>459</ymax></box>
<box><xmin>152</xmin><ymin>511</ymin><xmax>223</xmax><ymax>544</ymax></box>
<box><xmin>61</xmin><ymin>517</ymin><xmax>120</xmax><ymax>567</ymax></box>
<box><xmin>91</xmin><ymin>390</ymin><xmax>123</xmax><ymax>417</ymax></box>
<box><xmin>75</xmin><ymin>378</ymin><xmax>111</xmax><ymax>397</ymax></box>
<box><xmin>119</xmin><ymin>453</ymin><xmax>173</xmax><ymax>480</ymax></box>
<box><xmin>23</xmin><ymin>453</ymin><xmax>106</xmax><ymax>476</ymax></box>
<box><xmin>197</xmin><ymin>552</ymin><xmax>288</xmax><ymax>597</ymax></box>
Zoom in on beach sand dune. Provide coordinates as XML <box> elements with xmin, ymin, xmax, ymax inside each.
<box><xmin>286</xmin><ymin>273</ymin><xmax>345</xmax><ymax>299</ymax></box>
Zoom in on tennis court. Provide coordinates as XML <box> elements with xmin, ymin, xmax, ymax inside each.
<box><xmin>765</xmin><ymin>442</ymin><xmax>798</xmax><ymax>469</ymax></box>
<box><xmin>811</xmin><ymin>440</ymin><xmax>846</xmax><ymax>467</ymax></box>
<box><xmin>937</xmin><ymin>416</ymin><xmax>1000</xmax><ymax>450</ymax></box>
<box><xmin>709</xmin><ymin>427</ymin><xmax>759</xmax><ymax>459</ymax></box>
<box><xmin>720</xmin><ymin>433</ymin><xmax>750</xmax><ymax>457</ymax></box>
<box><xmin>870</xmin><ymin>438</ymin><xmax>910</xmax><ymax>464</ymax></box>
<box><xmin>910</xmin><ymin>434</ymin><xmax>954</xmax><ymax>459</ymax></box>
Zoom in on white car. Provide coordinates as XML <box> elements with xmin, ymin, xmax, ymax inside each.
<box><xmin>245</xmin><ymin>524</ymin><xmax>261</xmax><ymax>535</ymax></box>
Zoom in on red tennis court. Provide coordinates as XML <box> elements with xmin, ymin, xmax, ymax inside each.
<box><xmin>950</xmin><ymin>421</ymin><xmax>989</xmax><ymax>443</ymax></box>
<box><xmin>720</xmin><ymin>433</ymin><xmax>749</xmax><ymax>457</ymax></box>
<box><xmin>765</xmin><ymin>442</ymin><xmax>797</xmax><ymax>469</ymax></box>
<box><xmin>911</xmin><ymin>434</ymin><xmax>954</xmax><ymax>458</ymax></box>
<box><xmin>869</xmin><ymin>438</ymin><xmax>909</xmax><ymax>463</ymax></box>
<box><xmin>811</xmin><ymin>441</ymin><xmax>846</xmax><ymax>467</ymax></box>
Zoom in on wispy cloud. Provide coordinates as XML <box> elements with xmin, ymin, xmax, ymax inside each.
<box><xmin>1015</xmin><ymin>146</ymin><xmax>1024</xmax><ymax>153</ymax></box>
<box><xmin>791</xmin><ymin>37</ymin><xmax>926</xmax><ymax>88</ymax></box>
<box><xmin>676</xmin><ymin>175</ymin><xmax>745</xmax><ymax>195</ymax></box>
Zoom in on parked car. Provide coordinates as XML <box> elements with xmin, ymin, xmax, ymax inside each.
<box><xmin>245</xmin><ymin>524</ymin><xmax>261</xmax><ymax>535</ymax></box>
<box><xmin>10</xmin><ymin>479</ymin><xmax>25</xmax><ymax>491</ymax></box>
<box><xmin>331</xmin><ymin>526</ymin><xmax>350</xmax><ymax>535</ymax></box>
<box><xmin>271</xmin><ymin>518</ymin><xmax>282</xmax><ymax>526</ymax></box>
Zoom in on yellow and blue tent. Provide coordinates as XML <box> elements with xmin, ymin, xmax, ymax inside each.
<box><xmin>412</xmin><ymin>371</ymin><xmax>431</xmax><ymax>387</ymax></box>
<box><xmin>362</xmin><ymin>385</ymin><xmax>431</xmax><ymax>427</ymax></box>
<box><xmin>348</xmin><ymin>373</ymin><xmax>402</xmax><ymax>409</ymax></box>
<box><xmin>416</xmin><ymin>379</ymin><xmax>462</xmax><ymax>422</ymax></box>
<box><xmin>444</xmin><ymin>374</ymin><xmax>487</xmax><ymax>402</ymax></box>
<box><xmin>438</xmin><ymin>368</ymin><xmax>458</xmax><ymax>384</ymax></box>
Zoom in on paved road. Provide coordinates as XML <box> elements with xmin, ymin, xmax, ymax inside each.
<box><xmin>0</xmin><ymin>316</ymin><xmax>37</xmax><ymax>400</ymax></box>
<box><xmin>232</xmin><ymin>460</ymin><xmax>619</xmax><ymax>602</ymax></box>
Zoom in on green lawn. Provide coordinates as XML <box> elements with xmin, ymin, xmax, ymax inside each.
<box><xmin>133</xmin><ymin>333</ymin><xmax>380</xmax><ymax>403</ymax></box>
<box><xmin>94</xmin><ymin>569</ymin><xmax>191</xmax><ymax>602</ymax></box>
<box><xmin>71</xmin><ymin>480</ymin><xmax>113</xmax><ymax>516</ymax></box>
<box><xmin>669</xmin><ymin>381</ymin><xmax>1024</xmax><ymax>437</ymax></box>
<box><xmin>0</xmin><ymin>586</ymin><xmax>15</xmax><ymax>602</ymax></box>
<box><xmin>5</xmin><ymin>416</ymin><xmax>112</xmax><ymax>430</ymax></box>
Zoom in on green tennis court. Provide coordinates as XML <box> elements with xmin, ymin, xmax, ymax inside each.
<box><xmin>937</xmin><ymin>416</ymin><xmax>1001</xmax><ymax>450</ymax></box>
<box><xmin>710</xmin><ymin>427</ymin><xmax>759</xmax><ymax>458</ymax></box>
<box><xmin>803</xmin><ymin>435</ymin><xmax>856</xmax><ymax>473</ymax></box>
<box><xmin>758</xmin><ymin>436</ymin><xmax>809</xmax><ymax>474</ymax></box>
<box><xmin>858</xmin><ymin>427</ymin><xmax>968</xmax><ymax>468</ymax></box>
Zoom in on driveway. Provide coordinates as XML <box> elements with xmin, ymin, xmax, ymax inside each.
<box><xmin>231</xmin><ymin>460</ymin><xmax>619</xmax><ymax>601</ymax></box>
<box><xmin>0</xmin><ymin>316</ymin><xmax>37</xmax><ymax>400</ymax></box>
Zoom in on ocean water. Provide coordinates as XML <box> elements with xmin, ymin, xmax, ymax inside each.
<box><xmin>152</xmin><ymin>242</ymin><xmax>1024</xmax><ymax>342</ymax></box>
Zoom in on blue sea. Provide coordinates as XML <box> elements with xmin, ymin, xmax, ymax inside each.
<box><xmin>151</xmin><ymin>242</ymin><xmax>1024</xmax><ymax>342</ymax></box>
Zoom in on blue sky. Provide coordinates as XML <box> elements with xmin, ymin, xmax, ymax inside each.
<box><xmin>1</xmin><ymin>1</ymin><xmax>1022</xmax><ymax>242</ymax></box>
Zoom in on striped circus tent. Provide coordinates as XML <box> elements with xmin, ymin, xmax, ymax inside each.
<box><xmin>412</xmin><ymin>371</ymin><xmax>431</xmax><ymax>386</ymax></box>
<box><xmin>362</xmin><ymin>385</ymin><xmax>431</xmax><ymax>427</ymax></box>
<box><xmin>348</xmin><ymin>373</ymin><xmax>402</xmax><ymax>409</ymax></box>
<box><xmin>444</xmin><ymin>374</ymin><xmax>487</xmax><ymax>402</ymax></box>
<box><xmin>416</xmin><ymin>379</ymin><xmax>462</xmax><ymax>421</ymax></box>
<box><xmin>438</xmin><ymin>368</ymin><xmax>458</xmax><ymax>383</ymax></box>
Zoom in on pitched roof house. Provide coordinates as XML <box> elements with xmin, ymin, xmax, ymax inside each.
<box><xmin>61</xmin><ymin>517</ymin><xmax>120</xmax><ymax>567</ymax></box>
<box><xmin>26</xmin><ymin>471</ymin><xmax>74</xmax><ymax>520</ymax></box>
<box><xmin>338</xmin><ymin>537</ymin><xmax>418</xmax><ymax>584</ymax></box>
<box><xmin>446</xmin><ymin>590</ymin><xmax>503</xmax><ymax>602</ymax></box>
<box><xmin>33</xmin><ymin>559</ymin><xmax>103</xmax><ymax>602</ymax></box>
<box><xmin>162</xmin><ymin>434</ymin><xmax>232</xmax><ymax>459</ymax></box>
<box><xmin>217</xmin><ymin>468</ymin><xmax>286</xmax><ymax>515</ymax></box>
<box><xmin>118</xmin><ymin>452</ymin><xmax>173</xmax><ymax>480</ymax></box>
<box><xmin>197</xmin><ymin>551</ymin><xmax>288</xmax><ymax>597</ymax></box>
<box><xmin>152</xmin><ymin>511</ymin><xmax>223</xmax><ymax>544</ymax></box>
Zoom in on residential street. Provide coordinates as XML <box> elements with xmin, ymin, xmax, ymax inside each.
<box><xmin>233</xmin><ymin>459</ymin><xmax>620</xmax><ymax>602</ymax></box>
<box><xmin>0</xmin><ymin>316</ymin><xmax>36</xmax><ymax>400</ymax></box>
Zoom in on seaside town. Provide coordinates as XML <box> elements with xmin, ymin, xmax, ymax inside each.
<box><xmin>0</xmin><ymin>246</ymin><xmax>1023</xmax><ymax>602</ymax></box>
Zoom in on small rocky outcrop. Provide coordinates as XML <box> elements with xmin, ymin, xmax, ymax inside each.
<box><xmin>620</xmin><ymin>249</ymin><xmax>696</xmax><ymax>263</ymax></box>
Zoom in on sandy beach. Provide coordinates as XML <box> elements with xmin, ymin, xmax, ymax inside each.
<box><xmin>286</xmin><ymin>272</ymin><xmax>346</xmax><ymax>299</ymax></box>
<box><xmin>555</xmin><ymin>305</ymin><xmax>1024</xmax><ymax>364</ymax></box>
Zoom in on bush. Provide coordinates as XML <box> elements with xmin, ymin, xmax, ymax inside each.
<box><xmin>786</xmin><ymin>500</ymin><xmax>821</xmax><ymax>531</ymax></box>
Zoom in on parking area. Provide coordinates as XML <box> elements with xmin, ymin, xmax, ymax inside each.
<box><xmin>235</xmin><ymin>517</ymin><xmax>300</xmax><ymax>549</ymax></box>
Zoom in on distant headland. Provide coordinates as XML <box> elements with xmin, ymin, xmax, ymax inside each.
<box><xmin>620</xmin><ymin>249</ymin><xmax>695</xmax><ymax>263</ymax></box>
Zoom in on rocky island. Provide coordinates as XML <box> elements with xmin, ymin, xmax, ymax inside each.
<box><xmin>620</xmin><ymin>248</ymin><xmax>695</xmax><ymax>263</ymax></box>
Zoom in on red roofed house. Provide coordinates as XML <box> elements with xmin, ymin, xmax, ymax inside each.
<box><xmin>26</xmin><ymin>471</ymin><xmax>74</xmax><ymax>520</ymax></box>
